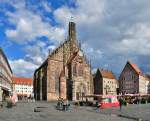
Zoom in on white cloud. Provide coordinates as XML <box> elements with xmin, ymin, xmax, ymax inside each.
<box><xmin>54</xmin><ymin>6</ymin><xmax>73</xmax><ymax>26</ymax></box>
<box><xmin>50</xmin><ymin>27</ymin><xmax>66</xmax><ymax>41</ymax></box>
<box><xmin>54</xmin><ymin>0</ymin><xmax>105</xmax><ymax>27</ymax></box>
<box><xmin>125</xmin><ymin>24</ymin><xmax>150</xmax><ymax>39</ymax></box>
<box><xmin>25</xmin><ymin>54</ymin><xmax>44</xmax><ymax>65</ymax></box>
<box><xmin>9</xmin><ymin>43</ymin><xmax>58</xmax><ymax>77</ymax></box>
<box><xmin>112</xmin><ymin>23</ymin><xmax>150</xmax><ymax>55</ymax></box>
<box><xmin>75</xmin><ymin>0</ymin><xmax>105</xmax><ymax>24</ymax></box>
<box><xmin>6</xmin><ymin>11</ymin><xmax>49</xmax><ymax>43</ymax></box>
<box><xmin>53</xmin><ymin>0</ymin><xmax>150</xmax><ymax>75</ymax></box>
<box><xmin>5</xmin><ymin>3</ymin><xmax>65</xmax><ymax>44</ymax></box>
<box><xmin>3</xmin><ymin>0</ymin><xmax>150</xmax><ymax>77</ymax></box>
<box><xmin>9</xmin><ymin>59</ymin><xmax>38</xmax><ymax>77</ymax></box>
<box><xmin>47</xmin><ymin>45</ymin><xmax>56</xmax><ymax>50</ymax></box>
<box><xmin>23</xmin><ymin>41</ymin><xmax>49</xmax><ymax>65</ymax></box>
<box><xmin>53</xmin><ymin>0</ymin><xmax>105</xmax><ymax>67</ymax></box>
<box><xmin>82</xmin><ymin>43</ymin><xmax>103</xmax><ymax>65</ymax></box>
<box><xmin>113</xmin><ymin>39</ymin><xmax>150</xmax><ymax>55</ymax></box>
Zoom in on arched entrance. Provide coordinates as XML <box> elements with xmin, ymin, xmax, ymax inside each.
<box><xmin>76</xmin><ymin>82</ymin><xmax>87</xmax><ymax>100</ymax></box>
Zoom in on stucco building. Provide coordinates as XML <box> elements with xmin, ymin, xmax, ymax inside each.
<box><xmin>12</xmin><ymin>77</ymin><xmax>33</xmax><ymax>100</ymax></box>
<box><xmin>119</xmin><ymin>61</ymin><xmax>150</xmax><ymax>94</ymax></box>
<box><xmin>93</xmin><ymin>68</ymin><xmax>117</xmax><ymax>95</ymax></box>
<box><xmin>0</xmin><ymin>48</ymin><xmax>13</xmax><ymax>101</ymax></box>
<box><xmin>33</xmin><ymin>22</ymin><xmax>93</xmax><ymax>101</ymax></box>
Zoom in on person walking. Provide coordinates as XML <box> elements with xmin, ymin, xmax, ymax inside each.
<box><xmin>63</xmin><ymin>99</ymin><xmax>67</xmax><ymax>111</ymax></box>
<box><xmin>66</xmin><ymin>99</ymin><xmax>69</xmax><ymax>111</ymax></box>
<box><xmin>119</xmin><ymin>97</ymin><xmax>123</xmax><ymax>111</ymax></box>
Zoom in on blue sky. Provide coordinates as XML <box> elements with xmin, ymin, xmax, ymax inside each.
<box><xmin>0</xmin><ymin>0</ymin><xmax>150</xmax><ymax>77</ymax></box>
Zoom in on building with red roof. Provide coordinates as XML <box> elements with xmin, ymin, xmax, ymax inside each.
<box><xmin>119</xmin><ymin>61</ymin><xmax>150</xmax><ymax>94</ymax></box>
<box><xmin>12</xmin><ymin>77</ymin><xmax>33</xmax><ymax>100</ymax></box>
<box><xmin>93</xmin><ymin>68</ymin><xmax>117</xmax><ymax>95</ymax></box>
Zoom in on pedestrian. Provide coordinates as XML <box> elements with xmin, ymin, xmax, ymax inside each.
<box><xmin>119</xmin><ymin>97</ymin><xmax>123</xmax><ymax>111</ymax></box>
<box><xmin>136</xmin><ymin>97</ymin><xmax>139</xmax><ymax>104</ymax></box>
<box><xmin>63</xmin><ymin>99</ymin><xmax>67</xmax><ymax>111</ymax></box>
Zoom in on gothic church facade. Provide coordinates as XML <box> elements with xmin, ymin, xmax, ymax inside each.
<box><xmin>33</xmin><ymin>22</ymin><xmax>93</xmax><ymax>101</ymax></box>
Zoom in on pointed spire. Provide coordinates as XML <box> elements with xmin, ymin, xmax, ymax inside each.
<box><xmin>68</xmin><ymin>21</ymin><xmax>76</xmax><ymax>42</ymax></box>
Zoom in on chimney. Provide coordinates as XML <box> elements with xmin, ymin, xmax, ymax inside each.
<box><xmin>68</xmin><ymin>21</ymin><xmax>76</xmax><ymax>42</ymax></box>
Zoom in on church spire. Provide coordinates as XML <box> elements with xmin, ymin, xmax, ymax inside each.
<box><xmin>68</xmin><ymin>20</ymin><xmax>79</xmax><ymax>53</ymax></box>
<box><xmin>68</xmin><ymin>21</ymin><xmax>76</xmax><ymax>42</ymax></box>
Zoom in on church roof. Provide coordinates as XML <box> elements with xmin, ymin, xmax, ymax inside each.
<box><xmin>98</xmin><ymin>69</ymin><xmax>116</xmax><ymax>79</ymax></box>
<box><xmin>127</xmin><ymin>61</ymin><xmax>141</xmax><ymax>74</ymax></box>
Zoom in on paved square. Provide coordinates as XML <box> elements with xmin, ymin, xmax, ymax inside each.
<box><xmin>0</xmin><ymin>102</ymin><xmax>135</xmax><ymax>121</ymax></box>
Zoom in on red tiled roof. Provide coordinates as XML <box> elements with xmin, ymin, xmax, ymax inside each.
<box><xmin>12</xmin><ymin>77</ymin><xmax>33</xmax><ymax>85</ymax></box>
<box><xmin>99</xmin><ymin>69</ymin><xmax>116</xmax><ymax>79</ymax></box>
<box><xmin>127</xmin><ymin>61</ymin><xmax>141</xmax><ymax>74</ymax></box>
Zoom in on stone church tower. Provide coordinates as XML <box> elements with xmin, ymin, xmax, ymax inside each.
<box><xmin>33</xmin><ymin>21</ymin><xmax>93</xmax><ymax>101</ymax></box>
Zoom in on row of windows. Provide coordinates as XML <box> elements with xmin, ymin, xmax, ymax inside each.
<box><xmin>0</xmin><ymin>67</ymin><xmax>12</xmax><ymax>82</ymax></box>
<box><xmin>123</xmin><ymin>85</ymin><xmax>134</xmax><ymax>89</ymax></box>
<box><xmin>104</xmin><ymin>80</ymin><xmax>116</xmax><ymax>84</ymax></box>
<box><xmin>16</xmin><ymin>88</ymin><xmax>33</xmax><ymax>90</ymax></box>
<box><xmin>0</xmin><ymin>54</ymin><xmax>12</xmax><ymax>77</ymax></box>
<box><xmin>121</xmin><ymin>75</ymin><xmax>137</xmax><ymax>81</ymax></box>
<box><xmin>16</xmin><ymin>90</ymin><xmax>32</xmax><ymax>93</ymax></box>
<box><xmin>16</xmin><ymin>87</ymin><xmax>32</xmax><ymax>90</ymax></box>
<box><xmin>120</xmin><ymin>80</ymin><xmax>136</xmax><ymax>86</ymax></box>
<box><xmin>15</xmin><ymin>86</ymin><xmax>33</xmax><ymax>89</ymax></box>
<box><xmin>104</xmin><ymin>85</ymin><xmax>116</xmax><ymax>90</ymax></box>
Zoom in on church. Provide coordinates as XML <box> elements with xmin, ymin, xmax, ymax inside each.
<box><xmin>33</xmin><ymin>21</ymin><xmax>93</xmax><ymax>101</ymax></box>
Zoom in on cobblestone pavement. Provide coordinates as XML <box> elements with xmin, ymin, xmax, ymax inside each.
<box><xmin>0</xmin><ymin>102</ymin><xmax>134</xmax><ymax>121</ymax></box>
<box><xmin>96</xmin><ymin>104</ymin><xmax>150</xmax><ymax>121</ymax></box>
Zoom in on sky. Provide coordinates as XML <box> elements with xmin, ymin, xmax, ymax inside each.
<box><xmin>0</xmin><ymin>0</ymin><xmax>150</xmax><ymax>78</ymax></box>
